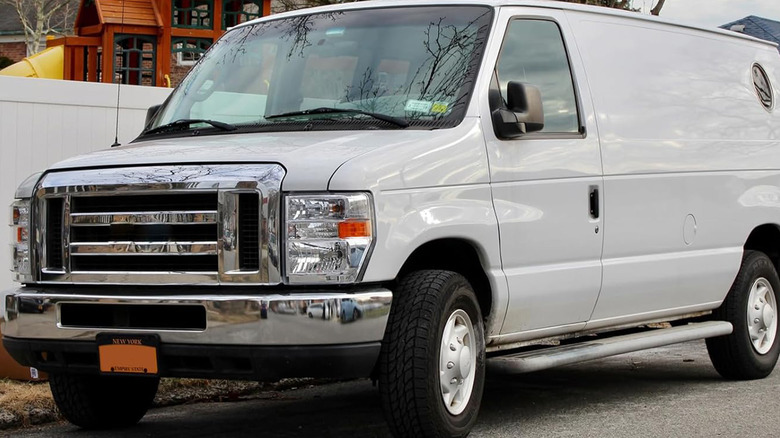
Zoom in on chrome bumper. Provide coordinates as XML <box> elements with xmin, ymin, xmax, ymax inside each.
<box><xmin>2</xmin><ymin>286</ymin><xmax>392</xmax><ymax>346</ymax></box>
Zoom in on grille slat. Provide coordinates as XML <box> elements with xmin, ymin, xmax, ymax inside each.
<box><xmin>70</xmin><ymin>211</ymin><xmax>217</xmax><ymax>226</ymax></box>
<box><xmin>71</xmin><ymin>224</ymin><xmax>217</xmax><ymax>242</ymax></box>
<box><xmin>70</xmin><ymin>241</ymin><xmax>218</xmax><ymax>256</ymax></box>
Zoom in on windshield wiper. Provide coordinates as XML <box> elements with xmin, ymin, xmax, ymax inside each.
<box><xmin>265</xmin><ymin>107</ymin><xmax>409</xmax><ymax>128</ymax></box>
<box><xmin>143</xmin><ymin>119</ymin><xmax>238</xmax><ymax>136</ymax></box>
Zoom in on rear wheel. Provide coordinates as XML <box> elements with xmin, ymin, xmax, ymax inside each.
<box><xmin>707</xmin><ymin>250</ymin><xmax>780</xmax><ymax>379</ymax></box>
<box><xmin>49</xmin><ymin>373</ymin><xmax>159</xmax><ymax>429</ymax></box>
<box><xmin>379</xmin><ymin>270</ymin><xmax>485</xmax><ymax>438</ymax></box>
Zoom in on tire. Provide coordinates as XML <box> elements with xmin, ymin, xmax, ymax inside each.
<box><xmin>706</xmin><ymin>250</ymin><xmax>780</xmax><ymax>379</ymax></box>
<box><xmin>379</xmin><ymin>270</ymin><xmax>485</xmax><ymax>438</ymax></box>
<box><xmin>49</xmin><ymin>373</ymin><xmax>160</xmax><ymax>429</ymax></box>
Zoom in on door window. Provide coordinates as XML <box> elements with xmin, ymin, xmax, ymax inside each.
<box><xmin>496</xmin><ymin>20</ymin><xmax>580</xmax><ymax>133</ymax></box>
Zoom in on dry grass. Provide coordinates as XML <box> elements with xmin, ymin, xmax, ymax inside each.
<box><xmin>0</xmin><ymin>380</ymin><xmax>55</xmax><ymax>412</ymax></box>
<box><xmin>0</xmin><ymin>379</ymin><xmax>57</xmax><ymax>427</ymax></box>
<box><xmin>0</xmin><ymin>377</ymin><xmax>324</xmax><ymax>429</ymax></box>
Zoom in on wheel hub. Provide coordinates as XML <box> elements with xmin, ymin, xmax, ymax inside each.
<box><xmin>439</xmin><ymin>309</ymin><xmax>477</xmax><ymax>416</ymax></box>
<box><xmin>459</xmin><ymin>346</ymin><xmax>472</xmax><ymax>378</ymax></box>
<box><xmin>748</xmin><ymin>277</ymin><xmax>778</xmax><ymax>355</ymax></box>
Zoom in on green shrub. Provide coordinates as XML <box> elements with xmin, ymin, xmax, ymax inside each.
<box><xmin>0</xmin><ymin>56</ymin><xmax>14</xmax><ymax>69</ymax></box>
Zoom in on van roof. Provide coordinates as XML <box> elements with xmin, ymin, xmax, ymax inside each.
<box><xmin>243</xmin><ymin>0</ymin><xmax>778</xmax><ymax>51</ymax></box>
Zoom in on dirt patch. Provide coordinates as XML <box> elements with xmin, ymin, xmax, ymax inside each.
<box><xmin>0</xmin><ymin>377</ymin><xmax>330</xmax><ymax>431</ymax></box>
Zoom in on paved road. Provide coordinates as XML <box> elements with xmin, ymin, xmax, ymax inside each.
<box><xmin>9</xmin><ymin>340</ymin><xmax>779</xmax><ymax>437</ymax></box>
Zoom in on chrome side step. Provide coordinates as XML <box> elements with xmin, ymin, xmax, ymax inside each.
<box><xmin>487</xmin><ymin>321</ymin><xmax>733</xmax><ymax>374</ymax></box>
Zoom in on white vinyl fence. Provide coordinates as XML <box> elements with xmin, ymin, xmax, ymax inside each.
<box><xmin>0</xmin><ymin>76</ymin><xmax>172</xmax><ymax>312</ymax></box>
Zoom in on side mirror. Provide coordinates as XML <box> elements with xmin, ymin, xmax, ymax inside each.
<box><xmin>145</xmin><ymin>104</ymin><xmax>162</xmax><ymax>128</ymax></box>
<box><xmin>491</xmin><ymin>81</ymin><xmax>544</xmax><ymax>139</ymax></box>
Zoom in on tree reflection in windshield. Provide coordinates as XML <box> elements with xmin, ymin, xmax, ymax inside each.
<box><xmin>149</xmin><ymin>6</ymin><xmax>493</xmax><ymax>136</ymax></box>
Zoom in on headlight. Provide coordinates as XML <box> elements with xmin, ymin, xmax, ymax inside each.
<box><xmin>10</xmin><ymin>200</ymin><xmax>32</xmax><ymax>282</ymax></box>
<box><xmin>285</xmin><ymin>193</ymin><xmax>374</xmax><ymax>284</ymax></box>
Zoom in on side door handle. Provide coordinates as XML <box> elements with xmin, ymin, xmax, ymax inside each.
<box><xmin>589</xmin><ymin>186</ymin><xmax>600</xmax><ymax>219</ymax></box>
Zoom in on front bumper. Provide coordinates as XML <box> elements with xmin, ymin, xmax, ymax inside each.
<box><xmin>2</xmin><ymin>286</ymin><xmax>392</xmax><ymax>379</ymax></box>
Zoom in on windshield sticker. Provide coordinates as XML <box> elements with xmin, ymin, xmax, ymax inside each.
<box><xmin>405</xmin><ymin>99</ymin><xmax>433</xmax><ymax>113</ymax></box>
<box><xmin>326</xmin><ymin>28</ymin><xmax>345</xmax><ymax>36</ymax></box>
<box><xmin>431</xmin><ymin>102</ymin><xmax>449</xmax><ymax>114</ymax></box>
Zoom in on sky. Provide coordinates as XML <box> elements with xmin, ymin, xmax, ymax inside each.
<box><xmin>634</xmin><ymin>0</ymin><xmax>780</xmax><ymax>28</ymax></box>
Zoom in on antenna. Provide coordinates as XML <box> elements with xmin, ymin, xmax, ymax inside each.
<box><xmin>111</xmin><ymin>0</ymin><xmax>127</xmax><ymax>147</ymax></box>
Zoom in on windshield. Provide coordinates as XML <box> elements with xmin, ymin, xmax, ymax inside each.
<box><xmin>145</xmin><ymin>6</ymin><xmax>492</xmax><ymax>137</ymax></box>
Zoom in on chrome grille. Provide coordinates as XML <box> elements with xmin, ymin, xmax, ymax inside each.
<box><xmin>68</xmin><ymin>193</ymin><xmax>219</xmax><ymax>273</ymax></box>
<box><xmin>34</xmin><ymin>165</ymin><xmax>284</xmax><ymax>286</ymax></box>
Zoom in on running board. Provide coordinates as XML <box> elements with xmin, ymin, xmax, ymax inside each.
<box><xmin>487</xmin><ymin>321</ymin><xmax>733</xmax><ymax>374</ymax></box>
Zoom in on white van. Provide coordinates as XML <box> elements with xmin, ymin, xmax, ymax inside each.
<box><xmin>4</xmin><ymin>1</ymin><xmax>780</xmax><ymax>436</ymax></box>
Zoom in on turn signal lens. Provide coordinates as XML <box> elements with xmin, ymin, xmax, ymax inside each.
<box><xmin>338</xmin><ymin>220</ymin><xmax>371</xmax><ymax>239</ymax></box>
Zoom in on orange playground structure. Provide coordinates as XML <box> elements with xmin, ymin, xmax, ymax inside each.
<box><xmin>1</xmin><ymin>0</ymin><xmax>272</xmax><ymax>87</ymax></box>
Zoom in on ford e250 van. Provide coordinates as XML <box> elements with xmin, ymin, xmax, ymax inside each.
<box><xmin>4</xmin><ymin>1</ymin><xmax>780</xmax><ymax>436</ymax></box>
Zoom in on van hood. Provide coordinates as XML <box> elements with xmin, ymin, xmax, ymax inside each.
<box><xmin>45</xmin><ymin>119</ymin><xmax>486</xmax><ymax>192</ymax></box>
<box><xmin>47</xmin><ymin>130</ymin><xmax>406</xmax><ymax>191</ymax></box>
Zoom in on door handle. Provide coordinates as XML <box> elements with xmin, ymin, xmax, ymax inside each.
<box><xmin>589</xmin><ymin>187</ymin><xmax>599</xmax><ymax>219</ymax></box>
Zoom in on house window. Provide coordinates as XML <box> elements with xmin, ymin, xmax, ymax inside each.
<box><xmin>173</xmin><ymin>0</ymin><xmax>213</xmax><ymax>29</ymax></box>
<box><xmin>172</xmin><ymin>38</ymin><xmax>212</xmax><ymax>66</ymax></box>
<box><xmin>113</xmin><ymin>34</ymin><xmax>157</xmax><ymax>86</ymax></box>
<box><xmin>223</xmin><ymin>0</ymin><xmax>263</xmax><ymax>29</ymax></box>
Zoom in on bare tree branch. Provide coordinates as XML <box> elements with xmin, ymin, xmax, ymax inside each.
<box><xmin>274</xmin><ymin>0</ymin><xmax>668</xmax><ymax>16</ymax></box>
<box><xmin>651</xmin><ymin>0</ymin><xmax>667</xmax><ymax>15</ymax></box>
<box><xmin>555</xmin><ymin>0</ymin><xmax>668</xmax><ymax>14</ymax></box>
<box><xmin>274</xmin><ymin>0</ymin><xmax>363</xmax><ymax>12</ymax></box>
<box><xmin>0</xmin><ymin>0</ymin><xmax>78</xmax><ymax>55</ymax></box>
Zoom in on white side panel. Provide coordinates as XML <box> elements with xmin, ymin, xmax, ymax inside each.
<box><xmin>591</xmin><ymin>172</ymin><xmax>780</xmax><ymax>323</ymax></box>
<box><xmin>0</xmin><ymin>77</ymin><xmax>172</xmax><ymax>298</ymax></box>
<box><xmin>569</xmin><ymin>15</ymin><xmax>780</xmax><ymax>150</ymax></box>
<box><xmin>565</xmin><ymin>11</ymin><xmax>780</xmax><ymax>324</ymax></box>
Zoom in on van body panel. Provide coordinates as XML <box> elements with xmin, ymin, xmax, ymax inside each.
<box><xmin>479</xmin><ymin>7</ymin><xmax>605</xmax><ymax>334</ymax></box>
<box><xmin>564</xmin><ymin>9</ymin><xmax>780</xmax><ymax>323</ymax></box>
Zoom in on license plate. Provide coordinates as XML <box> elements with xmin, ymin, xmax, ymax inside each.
<box><xmin>97</xmin><ymin>334</ymin><xmax>159</xmax><ymax>375</ymax></box>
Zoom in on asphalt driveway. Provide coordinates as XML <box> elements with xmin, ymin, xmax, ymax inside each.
<box><xmin>8</xmin><ymin>340</ymin><xmax>778</xmax><ymax>437</ymax></box>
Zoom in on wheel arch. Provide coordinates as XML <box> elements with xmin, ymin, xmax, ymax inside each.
<box><xmin>396</xmin><ymin>238</ymin><xmax>494</xmax><ymax>320</ymax></box>
<box><xmin>744</xmin><ymin>224</ymin><xmax>780</xmax><ymax>269</ymax></box>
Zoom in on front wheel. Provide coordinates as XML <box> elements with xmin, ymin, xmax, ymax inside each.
<box><xmin>49</xmin><ymin>373</ymin><xmax>160</xmax><ymax>429</ymax></box>
<box><xmin>707</xmin><ymin>250</ymin><xmax>780</xmax><ymax>379</ymax></box>
<box><xmin>379</xmin><ymin>270</ymin><xmax>485</xmax><ymax>438</ymax></box>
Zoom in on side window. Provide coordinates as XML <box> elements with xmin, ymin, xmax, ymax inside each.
<box><xmin>496</xmin><ymin>20</ymin><xmax>579</xmax><ymax>133</ymax></box>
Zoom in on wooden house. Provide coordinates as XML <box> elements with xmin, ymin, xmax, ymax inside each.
<box><xmin>46</xmin><ymin>0</ymin><xmax>272</xmax><ymax>87</ymax></box>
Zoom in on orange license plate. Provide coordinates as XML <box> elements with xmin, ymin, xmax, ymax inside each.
<box><xmin>97</xmin><ymin>334</ymin><xmax>159</xmax><ymax>375</ymax></box>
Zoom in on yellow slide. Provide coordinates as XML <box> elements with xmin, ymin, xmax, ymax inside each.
<box><xmin>0</xmin><ymin>45</ymin><xmax>63</xmax><ymax>79</ymax></box>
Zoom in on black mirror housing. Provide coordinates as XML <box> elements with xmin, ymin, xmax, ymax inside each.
<box><xmin>491</xmin><ymin>80</ymin><xmax>545</xmax><ymax>139</ymax></box>
<box><xmin>506</xmin><ymin>82</ymin><xmax>544</xmax><ymax>133</ymax></box>
<box><xmin>145</xmin><ymin>104</ymin><xmax>163</xmax><ymax>128</ymax></box>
